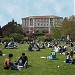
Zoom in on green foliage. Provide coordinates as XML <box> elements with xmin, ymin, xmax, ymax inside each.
<box><xmin>2</xmin><ymin>36</ymin><xmax>10</xmax><ymax>42</ymax></box>
<box><xmin>9</xmin><ymin>33</ymin><xmax>24</xmax><ymax>42</ymax></box>
<box><xmin>51</xmin><ymin>27</ymin><xmax>61</xmax><ymax>39</ymax></box>
<box><xmin>23</xmin><ymin>37</ymin><xmax>28</xmax><ymax>41</ymax></box>
<box><xmin>38</xmin><ymin>36</ymin><xmax>47</xmax><ymax>41</ymax></box>
<box><xmin>2</xmin><ymin>20</ymin><xmax>23</xmax><ymax>37</ymax></box>
<box><xmin>61</xmin><ymin>15</ymin><xmax>75</xmax><ymax>38</ymax></box>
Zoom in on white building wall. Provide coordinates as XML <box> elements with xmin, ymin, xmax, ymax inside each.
<box><xmin>22</xmin><ymin>16</ymin><xmax>63</xmax><ymax>33</ymax></box>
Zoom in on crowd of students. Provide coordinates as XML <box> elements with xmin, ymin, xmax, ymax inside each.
<box><xmin>4</xmin><ymin>41</ymin><xmax>17</xmax><ymax>49</ymax></box>
<box><xmin>0</xmin><ymin>38</ymin><xmax>75</xmax><ymax>71</ymax></box>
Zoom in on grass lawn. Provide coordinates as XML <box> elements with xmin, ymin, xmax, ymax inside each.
<box><xmin>0</xmin><ymin>43</ymin><xmax>75</xmax><ymax>75</ymax></box>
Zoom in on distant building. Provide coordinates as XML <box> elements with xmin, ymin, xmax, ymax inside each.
<box><xmin>22</xmin><ymin>15</ymin><xmax>63</xmax><ymax>33</ymax></box>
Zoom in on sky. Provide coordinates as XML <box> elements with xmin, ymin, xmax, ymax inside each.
<box><xmin>0</xmin><ymin>0</ymin><xmax>74</xmax><ymax>27</ymax></box>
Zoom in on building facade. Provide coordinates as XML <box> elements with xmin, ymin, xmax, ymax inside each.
<box><xmin>22</xmin><ymin>16</ymin><xmax>63</xmax><ymax>33</ymax></box>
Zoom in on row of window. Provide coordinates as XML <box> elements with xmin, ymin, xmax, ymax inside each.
<box><xmin>34</xmin><ymin>18</ymin><xmax>54</xmax><ymax>22</ymax></box>
<box><xmin>34</xmin><ymin>23</ymin><xmax>49</xmax><ymax>26</ymax></box>
<box><xmin>23</xmin><ymin>18</ymin><xmax>62</xmax><ymax>23</ymax></box>
<box><xmin>23</xmin><ymin>20</ymin><xmax>60</xmax><ymax>27</ymax></box>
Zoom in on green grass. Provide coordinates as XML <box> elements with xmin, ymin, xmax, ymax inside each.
<box><xmin>0</xmin><ymin>43</ymin><xmax>75</xmax><ymax>75</ymax></box>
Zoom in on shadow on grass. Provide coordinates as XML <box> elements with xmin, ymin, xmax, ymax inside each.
<box><xmin>27</xmin><ymin>65</ymin><xmax>32</xmax><ymax>68</ymax></box>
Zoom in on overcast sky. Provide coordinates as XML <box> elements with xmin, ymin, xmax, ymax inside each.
<box><xmin>0</xmin><ymin>0</ymin><xmax>74</xmax><ymax>27</ymax></box>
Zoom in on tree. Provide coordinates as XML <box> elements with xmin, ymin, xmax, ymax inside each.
<box><xmin>61</xmin><ymin>15</ymin><xmax>75</xmax><ymax>39</ymax></box>
<box><xmin>51</xmin><ymin>27</ymin><xmax>61</xmax><ymax>39</ymax></box>
<box><xmin>2</xmin><ymin>19</ymin><xmax>23</xmax><ymax>37</ymax></box>
<box><xmin>9</xmin><ymin>33</ymin><xmax>24</xmax><ymax>42</ymax></box>
<box><xmin>0</xmin><ymin>26</ymin><xmax>2</xmax><ymax>37</ymax></box>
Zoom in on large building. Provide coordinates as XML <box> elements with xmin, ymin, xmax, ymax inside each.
<box><xmin>22</xmin><ymin>15</ymin><xmax>63</xmax><ymax>33</ymax></box>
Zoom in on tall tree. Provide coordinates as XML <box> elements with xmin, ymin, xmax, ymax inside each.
<box><xmin>61</xmin><ymin>15</ymin><xmax>75</xmax><ymax>39</ymax></box>
<box><xmin>51</xmin><ymin>27</ymin><xmax>61</xmax><ymax>39</ymax></box>
<box><xmin>2</xmin><ymin>19</ymin><xmax>23</xmax><ymax>37</ymax></box>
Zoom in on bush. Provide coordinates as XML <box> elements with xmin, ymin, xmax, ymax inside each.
<box><xmin>9</xmin><ymin>33</ymin><xmax>24</xmax><ymax>42</ymax></box>
<box><xmin>2</xmin><ymin>36</ymin><xmax>10</xmax><ymax>43</ymax></box>
<box><xmin>38</xmin><ymin>36</ymin><xmax>47</xmax><ymax>42</ymax></box>
<box><xmin>23</xmin><ymin>37</ymin><xmax>28</xmax><ymax>41</ymax></box>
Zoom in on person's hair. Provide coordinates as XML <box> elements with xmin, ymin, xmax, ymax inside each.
<box><xmin>22</xmin><ymin>53</ymin><xmax>25</xmax><ymax>55</ymax></box>
<box><xmin>8</xmin><ymin>54</ymin><xmax>13</xmax><ymax>57</ymax></box>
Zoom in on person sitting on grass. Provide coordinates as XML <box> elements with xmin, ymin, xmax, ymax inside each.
<box><xmin>40</xmin><ymin>43</ymin><xmax>46</xmax><ymax>49</ymax></box>
<box><xmin>35</xmin><ymin>44</ymin><xmax>40</xmax><ymax>51</ymax></box>
<box><xmin>15</xmin><ymin>53</ymin><xmax>28</xmax><ymax>68</ymax></box>
<box><xmin>28</xmin><ymin>44</ymin><xmax>34</xmax><ymax>51</ymax></box>
<box><xmin>70</xmin><ymin>49</ymin><xmax>74</xmax><ymax>62</ymax></box>
<box><xmin>66</xmin><ymin>53</ymin><xmax>71</xmax><ymax>63</ymax></box>
<box><xmin>4</xmin><ymin>54</ymin><xmax>20</xmax><ymax>70</ymax></box>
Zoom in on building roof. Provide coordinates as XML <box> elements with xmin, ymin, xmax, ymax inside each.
<box><xmin>22</xmin><ymin>15</ymin><xmax>63</xmax><ymax>19</ymax></box>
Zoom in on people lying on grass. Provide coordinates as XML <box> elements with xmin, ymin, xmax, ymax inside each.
<box><xmin>4</xmin><ymin>54</ymin><xmax>20</xmax><ymax>70</ymax></box>
<box><xmin>15</xmin><ymin>53</ymin><xmax>28</xmax><ymax>68</ymax></box>
<box><xmin>8</xmin><ymin>41</ymin><xmax>17</xmax><ymax>48</ymax></box>
<box><xmin>0</xmin><ymin>49</ymin><xmax>6</xmax><ymax>56</ymax></box>
<box><xmin>4</xmin><ymin>41</ymin><xmax>17</xmax><ymax>49</ymax></box>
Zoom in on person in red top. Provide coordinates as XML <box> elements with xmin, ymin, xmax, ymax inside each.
<box><xmin>4</xmin><ymin>54</ymin><xmax>21</xmax><ymax>71</ymax></box>
<box><xmin>4</xmin><ymin>54</ymin><xmax>13</xmax><ymax>69</ymax></box>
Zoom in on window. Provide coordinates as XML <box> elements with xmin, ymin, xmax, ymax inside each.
<box><xmin>35</xmin><ymin>23</ymin><xmax>36</xmax><ymax>26</ymax></box>
<box><xmin>47</xmin><ymin>24</ymin><xmax>48</xmax><ymax>26</ymax></box>
<box><xmin>41</xmin><ymin>24</ymin><xmax>42</xmax><ymax>26</ymax></box>
<box><xmin>50</xmin><ymin>18</ymin><xmax>53</xmax><ymax>21</ymax></box>
<box><xmin>44</xmin><ymin>24</ymin><xmax>45</xmax><ymax>26</ymax></box>
<box><xmin>38</xmin><ymin>23</ymin><xmax>39</xmax><ymax>26</ymax></box>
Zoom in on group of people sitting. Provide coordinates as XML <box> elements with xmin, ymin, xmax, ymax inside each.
<box><xmin>28</xmin><ymin>41</ymin><xmax>46</xmax><ymax>52</ymax></box>
<box><xmin>28</xmin><ymin>43</ymin><xmax>40</xmax><ymax>51</ymax></box>
<box><xmin>4</xmin><ymin>41</ymin><xmax>17</xmax><ymax>49</ymax></box>
<box><xmin>4</xmin><ymin>53</ymin><xmax>28</xmax><ymax>71</ymax></box>
<box><xmin>54</xmin><ymin>45</ymin><xmax>68</xmax><ymax>54</ymax></box>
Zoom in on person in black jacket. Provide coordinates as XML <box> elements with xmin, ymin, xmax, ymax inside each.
<box><xmin>15</xmin><ymin>53</ymin><xmax>28</xmax><ymax>68</ymax></box>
